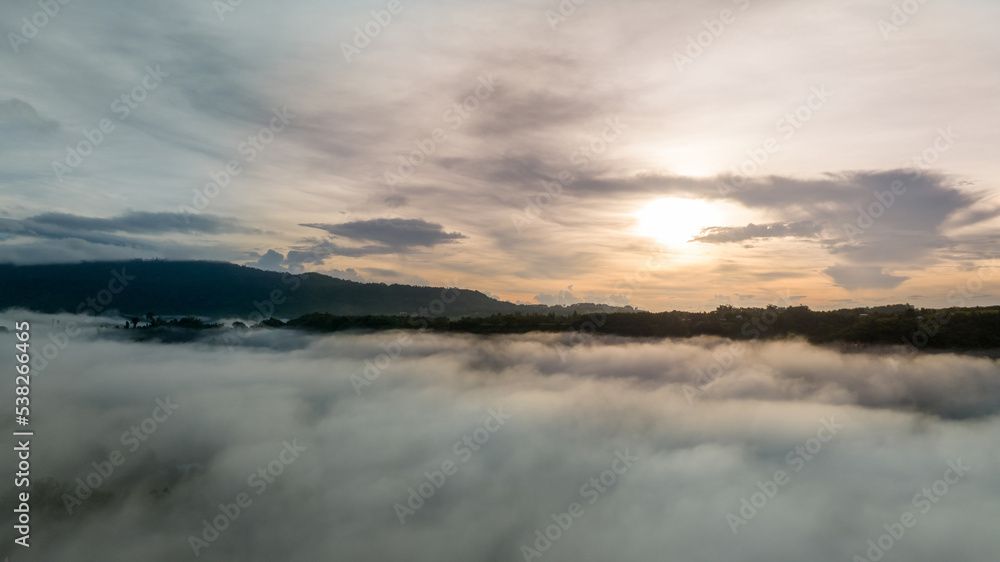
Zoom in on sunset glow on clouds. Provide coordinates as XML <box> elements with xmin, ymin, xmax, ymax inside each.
<box><xmin>2</xmin><ymin>0</ymin><xmax>998</xmax><ymax>310</ymax></box>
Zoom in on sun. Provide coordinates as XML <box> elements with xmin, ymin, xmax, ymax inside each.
<box><xmin>635</xmin><ymin>198</ymin><xmax>721</xmax><ymax>247</ymax></box>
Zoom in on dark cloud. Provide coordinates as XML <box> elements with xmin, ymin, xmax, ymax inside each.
<box><xmin>0</xmin><ymin>212</ymin><xmax>261</xmax><ymax>265</ymax></box>
<box><xmin>693</xmin><ymin>220</ymin><xmax>822</xmax><ymax>243</ymax></box>
<box><xmin>301</xmin><ymin>218</ymin><xmax>465</xmax><ymax>248</ymax></box>
<box><xmin>384</xmin><ymin>194</ymin><xmax>407</xmax><ymax>208</ymax></box>
<box><xmin>27</xmin><ymin>211</ymin><xmax>258</xmax><ymax>235</ymax></box>
<box><xmin>294</xmin><ymin>219</ymin><xmax>466</xmax><ymax>259</ymax></box>
<box><xmin>287</xmin><ymin>241</ymin><xmax>402</xmax><ymax>261</ymax></box>
<box><xmin>825</xmin><ymin>230</ymin><xmax>949</xmax><ymax>264</ymax></box>
<box><xmin>0</xmin><ymin>211</ymin><xmax>258</xmax><ymax>254</ymax></box>
<box><xmin>0</xmin><ymin>98</ymin><xmax>58</xmax><ymax>133</ymax></box>
<box><xmin>824</xmin><ymin>265</ymin><xmax>909</xmax><ymax>290</ymax></box>
<box><xmin>717</xmin><ymin>172</ymin><xmax>985</xmax><ymax>253</ymax></box>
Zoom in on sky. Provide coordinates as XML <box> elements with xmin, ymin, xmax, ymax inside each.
<box><xmin>1</xmin><ymin>0</ymin><xmax>999</xmax><ymax>311</ymax></box>
<box><xmin>1</xmin><ymin>316</ymin><xmax>998</xmax><ymax>561</ymax></box>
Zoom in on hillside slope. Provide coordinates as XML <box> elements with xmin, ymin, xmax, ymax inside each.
<box><xmin>0</xmin><ymin>260</ymin><xmax>631</xmax><ymax>319</ymax></box>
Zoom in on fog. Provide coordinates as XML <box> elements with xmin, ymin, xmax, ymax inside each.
<box><xmin>1</xmin><ymin>311</ymin><xmax>998</xmax><ymax>561</ymax></box>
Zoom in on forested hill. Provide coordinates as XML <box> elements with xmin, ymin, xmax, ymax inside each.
<box><xmin>0</xmin><ymin>260</ymin><xmax>631</xmax><ymax>319</ymax></box>
<box><xmin>282</xmin><ymin>305</ymin><xmax>1000</xmax><ymax>350</ymax></box>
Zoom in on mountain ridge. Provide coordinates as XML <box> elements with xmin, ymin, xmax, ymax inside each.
<box><xmin>0</xmin><ymin>259</ymin><xmax>633</xmax><ymax>319</ymax></box>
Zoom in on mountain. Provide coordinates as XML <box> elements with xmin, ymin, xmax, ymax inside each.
<box><xmin>0</xmin><ymin>260</ymin><xmax>632</xmax><ymax>319</ymax></box>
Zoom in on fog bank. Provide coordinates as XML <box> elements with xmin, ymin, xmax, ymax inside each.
<box><xmin>1</xmin><ymin>312</ymin><xmax>998</xmax><ymax>561</ymax></box>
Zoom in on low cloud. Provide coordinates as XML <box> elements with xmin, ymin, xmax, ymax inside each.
<box><xmin>321</xmin><ymin>267</ymin><xmax>367</xmax><ymax>283</ymax></box>
<box><xmin>247</xmin><ymin>249</ymin><xmax>287</xmax><ymax>272</ymax></box>
<box><xmin>1</xmin><ymin>317</ymin><xmax>997</xmax><ymax>561</ymax></box>
<box><xmin>693</xmin><ymin>221</ymin><xmax>822</xmax><ymax>244</ymax></box>
<box><xmin>534</xmin><ymin>288</ymin><xmax>584</xmax><ymax>306</ymax></box>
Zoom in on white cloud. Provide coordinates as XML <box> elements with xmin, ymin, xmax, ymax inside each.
<box><xmin>3</xmin><ymin>317</ymin><xmax>998</xmax><ymax>560</ymax></box>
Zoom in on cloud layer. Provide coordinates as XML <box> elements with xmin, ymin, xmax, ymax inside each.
<box><xmin>2</xmin><ymin>313</ymin><xmax>998</xmax><ymax>561</ymax></box>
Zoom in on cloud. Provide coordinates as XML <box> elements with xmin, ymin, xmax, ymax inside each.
<box><xmin>716</xmin><ymin>171</ymin><xmax>987</xmax><ymax>264</ymax></box>
<box><xmin>24</xmin><ymin>211</ymin><xmax>259</xmax><ymax>235</ymax></box>
<box><xmin>693</xmin><ymin>221</ymin><xmax>822</xmax><ymax>244</ymax></box>
<box><xmin>534</xmin><ymin>289</ymin><xmax>584</xmax><ymax>306</ymax></box>
<box><xmin>533</xmin><ymin>286</ymin><xmax>631</xmax><ymax>307</ymax></box>
<box><xmin>320</xmin><ymin>268</ymin><xmax>366</xmax><ymax>283</ymax></box>
<box><xmin>290</xmin><ymin>219</ymin><xmax>467</xmax><ymax>260</ymax></box>
<box><xmin>286</xmin><ymin>241</ymin><xmax>402</xmax><ymax>261</ymax></box>
<box><xmin>0</xmin><ymin>98</ymin><xmax>58</xmax><ymax>134</ymax></box>
<box><xmin>250</xmin><ymin>254</ymin><xmax>370</xmax><ymax>282</ymax></box>
<box><xmin>0</xmin><ymin>211</ymin><xmax>263</xmax><ymax>266</ymax></box>
<box><xmin>362</xmin><ymin>267</ymin><xmax>430</xmax><ymax>287</ymax></box>
<box><xmin>383</xmin><ymin>194</ymin><xmax>407</xmax><ymax>208</ymax></box>
<box><xmin>824</xmin><ymin>265</ymin><xmax>909</xmax><ymax>290</ymax></box>
<box><xmin>247</xmin><ymin>249</ymin><xmax>286</xmax><ymax>272</ymax></box>
<box><xmin>0</xmin><ymin>212</ymin><xmax>258</xmax><ymax>248</ymax></box>
<box><xmin>581</xmin><ymin>291</ymin><xmax>632</xmax><ymax>307</ymax></box>
<box><xmin>1</xmin><ymin>0</ymin><xmax>998</xmax><ymax>309</ymax></box>
<box><xmin>2</xmin><ymin>321</ymin><xmax>998</xmax><ymax>561</ymax></box>
<box><xmin>471</xmin><ymin>90</ymin><xmax>605</xmax><ymax>136</ymax></box>
<box><xmin>707</xmin><ymin>294</ymin><xmax>734</xmax><ymax>307</ymax></box>
<box><xmin>0</xmin><ymin>238</ymin><xmax>158</xmax><ymax>265</ymax></box>
<box><xmin>301</xmin><ymin>218</ymin><xmax>466</xmax><ymax>248</ymax></box>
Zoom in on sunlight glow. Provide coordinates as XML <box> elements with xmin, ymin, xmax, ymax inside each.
<box><xmin>636</xmin><ymin>198</ymin><xmax>721</xmax><ymax>247</ymax></box>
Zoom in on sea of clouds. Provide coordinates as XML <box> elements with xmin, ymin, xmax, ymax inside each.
<box><xmin>1</xmin><ymin>310</ymin><xmax>998</xmax><ymax>562</ymax></box>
